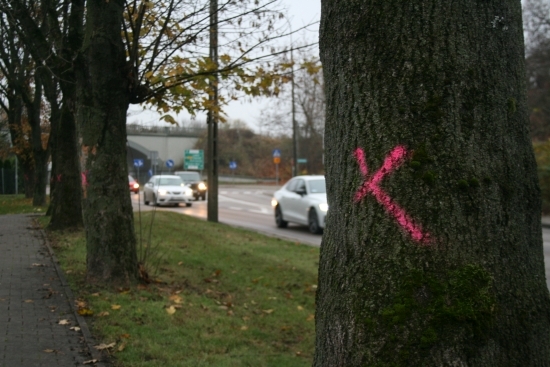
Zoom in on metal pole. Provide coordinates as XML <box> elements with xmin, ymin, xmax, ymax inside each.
<box><xmin>15</xmin><ymin>155</ymin><xmax>18</xmax><ymax>195</ymax></box>
<box><xmin>290</xmin><ymin>24</ymin><xmax>298</xmax><ymax>177</ymax></box>
<box><xmin>207</xmin><ymin>0</ymin><xmax>219</xmax><ymax>222</ymax></box>
<box><xmin>275</xmin><ymin>163</ymin><xmax>279</xmax><ymax>186</ymax></box>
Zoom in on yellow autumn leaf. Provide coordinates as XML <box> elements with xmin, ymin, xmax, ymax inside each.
<box><xmin>169</xmin><ymin>295</ymin><xmax>182</xmax><ymax>304</ymax></box>
<box><xmin>95</xmin><ymin>342</ymin><xmax>116</xmax><ymax>351</ymax></box>
<box><xmin>111</xmin><ymin>304</ymin><xmax>121</xmax><ymax>310</ymax></box>
<box><xmin>166</xmin><ymin>305</ymin><xmax>176</xmax><ymax>315</ymax></box>
<box><xmin>262</xmin><ymin>309</ymin><xmax>274</xmax><ymax>314</ymax></box>
<box><xmin>78</xmin><ymin>308</ymin><xmax>94</xmax><ymax>316</ymax></box>
<box><xmin>58</xmin><ymin>319</ymin><xmax>70</xmax><ymax>325</ymax></box>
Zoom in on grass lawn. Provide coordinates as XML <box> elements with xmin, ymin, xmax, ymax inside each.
<box><xmin>42</xmin><ymin>211</ymin><xmax>319</xmax><ymax>367</ymax></box>
<box><xmin>0</xmin><ymin>195</ymin><xmax>47</xmax><ymax>215</ymax></box>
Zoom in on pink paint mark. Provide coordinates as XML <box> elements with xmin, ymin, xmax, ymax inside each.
<box><xmin>354</xmin><ymin>146</ymin><xmax>431</xmax><ymax>244</ymax></box>
<box><xmin>81</xmin><ymin>170</ymin><xmax>88</xmax><ymax>187</ymax></box>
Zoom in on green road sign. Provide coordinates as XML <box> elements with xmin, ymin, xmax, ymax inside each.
<box><xmin>184</xmin><ymin>149</ymin><xmax>204</xmax><ymax>170</ymax></box>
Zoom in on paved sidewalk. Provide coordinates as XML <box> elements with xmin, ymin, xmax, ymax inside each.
<box><xmin>0</xmin><ymin>214</ymin><xmax>100</xmax><ymax>366</ymax></box>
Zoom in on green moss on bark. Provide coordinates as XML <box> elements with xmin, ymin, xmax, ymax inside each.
<box><xmin>368</xmin><ymin>264</ymin><xmax>496</xmax><ymax>364</ymax></box>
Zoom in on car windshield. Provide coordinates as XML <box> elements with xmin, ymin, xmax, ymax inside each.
<box><xmin>158</xmin><ymin>178</ymin><xmax>183</xmax><ymax>186</ymax></box>
<box><xmin>308</xmin><ymin>179</ymin><xmax>326</xmax><ymax>194</ymax></box>
<box><xmin>178</xmin><ymin>172</ymin><xmax>200</xmax><ymax>181</ymax></box>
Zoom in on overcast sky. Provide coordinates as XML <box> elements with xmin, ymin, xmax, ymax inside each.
<box><xmin>127</xmin><ymin>0</ymin><xmax>322</xmax><ymax>130</ymax></box>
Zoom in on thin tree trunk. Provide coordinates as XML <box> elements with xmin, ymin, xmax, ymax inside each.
<box><xmin>44</xmin><ymin>73</ymin><xmax>82</xmax><ymax>229</ymax></box>
<box><xmin>75</xmin><ymin>0</ymin><xmax>137</xmax><ymax>284</ymax></box>
<box><xmin>315</xmin><ymin>1</ymin><xmax>550</xmax><ymax>365</ymax></box>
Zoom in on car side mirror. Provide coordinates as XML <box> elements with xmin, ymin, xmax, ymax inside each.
<box><xmin>296</xmin><ymin>188</ymin><xmax>306</xmax><ymax>196</ymax></box>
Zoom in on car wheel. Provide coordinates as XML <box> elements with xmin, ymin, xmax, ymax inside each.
<box><xmin>153</xmin><ymin>194</ymin><xmax>159</xmax><ymax>206</ymax></box>
<box><xmin>144</xmin><ymin>193</ymin><xmax>149</xmax><ymax>206</ymax></box>
<box><xmin>275</xmin><ymin>205</ymin><xmax>288</xmax><ymax>228</ymax></box>
<box><xmin>308</xmin><ymin>209</ymin><xmax>323</xmax><ymax>234</ymax></box>
<box><xmin>186</xmin><ymin>203</ymin><xmax>192</xmax><ymax>207</ymax></box>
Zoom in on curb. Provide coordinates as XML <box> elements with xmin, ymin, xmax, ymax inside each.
<box><xmin>33</xmin><ymin>216</ymin><xmax>109</xmax><ymax>366</ymax></box>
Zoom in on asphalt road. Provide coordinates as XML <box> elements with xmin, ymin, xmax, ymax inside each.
<box><xmin>131</xmin><ymin>186</ymin><xmax>550</xmax><ymax>289</ymax></box>
<box><xmin>130</xmin><ymin>185</ymin><xmax>322</xmax><ymax>246</ymax></box>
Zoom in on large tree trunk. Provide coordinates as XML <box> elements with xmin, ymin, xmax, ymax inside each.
<box><xmin>315</xmin><ymin>1</ymin><xmax>550</xmax><ymax>366</ymax></box>
<box><xmin>75</xmin><ymin>0</ymin><xmax>137</xmax><ymax>284</ymax></box>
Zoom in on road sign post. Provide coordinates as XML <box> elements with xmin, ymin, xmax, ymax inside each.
<box><xmin>273</xmin><ymin>149</ymin><xmax>281</xmax><ymax>185</ymax></box>
<box><xmin>166</xmin><ymin>159</ymin><xmax>174</xmax><ymax>173</ymax></box>
<box><xmin>184</xmin><ymin>150</ymin><xmax>204</xmax><ymax>170</ymax></box>
<box><xmin>133</xmin><ymin>159</ymin><xmax>144</xmax><ymax>182</ymax></box>
<box><xmin>229</xmin><ymin>160</ymin><xmax>237</xmax><ymax>182</ymax></box>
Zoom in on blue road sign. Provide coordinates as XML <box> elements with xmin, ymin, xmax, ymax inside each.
<box><xmin>133</xmin><ymin>159</ymin><xmax>144</xmax><ymax>168</ymax></box>
<box><xmin>166</xmin><ymin>159</ymin><xmax>174</xmax><ymax>168</ymax></box>
<box><xmin>273</xmin><ymin>149</ymin><xmax>281</xmax><ymax>158</ymax></box>
<box><xmin>229</xmin><ymin>161</ymin><xmax>237</xmax><ymax>170</ymax></box>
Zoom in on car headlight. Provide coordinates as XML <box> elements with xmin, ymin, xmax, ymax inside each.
<box><xmin>185</xmin><ymin>189</ymin><xmax>193</xmax><ymax>196</ymax></box>
<box><xmin>158</xmin><ymin>189</ymin><xmax>167</xmax><ymax>195</ymax></box>
<box><xmin>198</xmin><ymin>182</ymin><xmax>207</xmax><ymax>191</ymax></box>
<box><xmin>271</xmin><ymin>198</ymin><xmax>278</xmax><ymax>207</ymax></box>
<box><xmin>319</xmin><ymin>203</ymin><xmax>329</xmax><ymax>212</ymax></box>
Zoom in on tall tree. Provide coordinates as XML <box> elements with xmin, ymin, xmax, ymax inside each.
<box><xmin>315</xmin><ymin>1</ymin><xmax>550</xmax><ymax>365</ymax></box>
<box><xmin>1</xmin><ymin>0</ymin><xmax>84</xmax><ymax>228</ymax></box>
<box><xmin>74</xmin><ymin>0</ymin><xmax>138</xmax><ymax>283</ymax></box>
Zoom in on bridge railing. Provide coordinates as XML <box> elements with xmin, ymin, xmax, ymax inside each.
<box><xmin>126</xmin><ymin>123</ymin><xmax>206</xmax><ymax>137</ymax></box>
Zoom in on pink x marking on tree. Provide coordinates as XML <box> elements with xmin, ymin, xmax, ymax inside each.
<box><xmin>354</xmin><ymin>146</ymin><xmax>431</xmax><ymax>244</ymax></box>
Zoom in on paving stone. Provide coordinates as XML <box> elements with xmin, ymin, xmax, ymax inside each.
<box><xmin>0</xmin><ymin>214</ymin><xmax>98</xmax><ymax>366</ymax></box>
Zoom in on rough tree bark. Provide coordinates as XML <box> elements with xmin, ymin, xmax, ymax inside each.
<box><xmin>75</xmin><ymin>0</ymin><xmax>138</xmax><ymax>284</ymax></box>
<box><xmin>315</xmin><ymin>1</ymin><xmax>550</xmax><ymax>366</ymax></box>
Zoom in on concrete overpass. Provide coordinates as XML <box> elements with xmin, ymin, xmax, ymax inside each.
<box><xmin>126</xmin><ymin>124</ymin><xmax>203</xmax><ymax>178</ymax></box>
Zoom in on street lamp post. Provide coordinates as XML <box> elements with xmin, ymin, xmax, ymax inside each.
<box><xmin>288</xmin><ymin>22</ymin><xmax>298</xmax><ymax>177</ymax></box>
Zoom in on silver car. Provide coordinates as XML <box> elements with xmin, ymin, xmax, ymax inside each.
<box><xmin>143</xmin><ymin>175</ymin><xmax>194</xmax><ymax>207</ymax></box>
<box><xmin>271</xmin><ymin>175</ymin><xmax>328</xmax><ymax>234</ymax></box>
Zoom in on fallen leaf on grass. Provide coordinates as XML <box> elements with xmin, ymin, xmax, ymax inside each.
<box><xmin>32</xmin><ymin>263</ymin><xmax>45</xmax><ymax>267</ymax></box>
<box><xmin>78</xmin><ymin>308</ymin><xmax>94</xmax><ymax>316</ymax></box>
<box><xmin>95</xmin><ymin>342</ymin><xmax>116</xmax><ymax>351</ymax></box>
<box><xmin>165</xmin><ymin>306</ymin><xmax>176</xmax><ymax>315</ymax></box>
<box><xmin>281</xmin><ymin>325</ymin><xmax>292</xmax><ymax>331</ymax></box>
<box><xmin>83</xmin><ymin>359</ymin><xmax>98</xmax><ymax>365</ymax></box>
<box><xmin>262</xmin><ymin>309</ymin><xmax>274</xmax><ymax>314</ymax></box>
<box><xmin>58</xmin><ymin>319</ymin><xmax>70</xmax><ymax>325</ymax></box>
<box><xmin>296</xmin><ymin>351</ymin><xmax>302</xmax><ymax>356</ymax></box>
<box><xmin>297</xmin><ymin>306</ymin><xmax>304</xmax><ymax>311</ymax></box>
<box><xmin>177</xmin><ymin>261</ymin><xmax>183</xmax><ymax>266</ymax></box>
<box><xmin>43</xmin><ymin>349</ymin><xmax>56</xmax><ymax>353</ymax></box>
<box><xmin>307</xmin><ymin>314</ymin><xmax>314</xmax><ymax>321</ymax></box>
<box><xmin>24</xmin><ymin>299</ymin><xmax>34</xmax><ymax>303</ymax></box>
<box><xmin>240</xmin><ymin>326</ymin><xmax>249</xmax><ymax>330</ymax></box>
<box><xmin>117</xmin><ymin>342</ymin><xmax>126</xmax><ymax>352</ymax></box>
<box><xmin>120</xmin><ymin>333</ymin><xmax>131</xmax><ymax>339</ymax></box>
<box><xmin>111</xmin><ymin>304</ymin><xmax>121</xmax><ymax>310</ymax></box>
<box><xmin>91</xmin><ymin>293</ymin><xmax>100</xmax><ymax>297</ymax></box>
<box><xmin>97</xmin><ymin>311</ymin><xmax>110</xmax><ymax>317</ymax></box>
<box><xmin>70</xmin><ymin>326</ymin><xmax>81</xmax><ymax>331</ymax></box>
<box><xmin>169</xmin><ymin>295</ymin><xmax>182</xmax><ymax>304</ymax></box>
